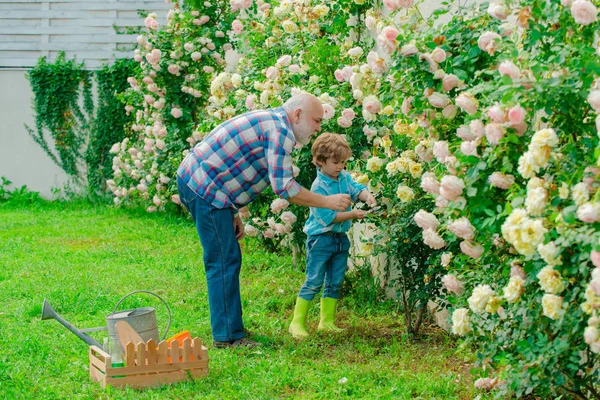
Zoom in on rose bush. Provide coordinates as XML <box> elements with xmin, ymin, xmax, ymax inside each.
<box><xmin>107</xmin><ymin>0</ymin><xmax>600</xmax><ymax>396</ymax></box>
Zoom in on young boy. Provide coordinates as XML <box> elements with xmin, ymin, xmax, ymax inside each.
<box><xmin>289</xmin><ymin>133</ymin><xmax>377</xmax><ymax>338</ymax></box>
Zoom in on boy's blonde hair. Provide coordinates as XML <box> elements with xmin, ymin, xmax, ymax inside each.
<box><xmin>311</xmin><ymin>133</ymin><xmax>352</xmax><ymax>167</ymax></box>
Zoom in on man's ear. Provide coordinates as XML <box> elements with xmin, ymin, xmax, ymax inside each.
<box><xmin>293</xmin><ymin>108</ymin><xmax>302</xmax><ymax>123</ymax></box>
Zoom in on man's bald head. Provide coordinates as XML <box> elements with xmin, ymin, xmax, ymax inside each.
<box><xmin>283</xmin><ymin>93</ymin><xmax>324</xmax><ymax>146</ymax></box>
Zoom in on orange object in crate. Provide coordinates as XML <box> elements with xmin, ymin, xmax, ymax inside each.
<box><xmin>166</xmin><ymin>330</ymin><xmax>192</xmax><ymax>345</ymax></box>
<box><xmin>166</xmin><ymin>330</ymin><xmax>192</xmax><ymax>362</ymax></box>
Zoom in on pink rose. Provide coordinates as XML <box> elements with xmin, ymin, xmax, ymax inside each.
<box><xmin>232</xmin><ymin>19</ymin><xmax>243</xmax><ymax>34</ymax></box>
<box><xmin>460</xmin><ymin>140</ymin><xmax>479</xmax><ymax>157</ymax></box>
<box><xmin>144</xmin><ymin>16</ymin><xmax>158</xmax><ymax>30</ymax></box>
<box><xmin>383</xmin><ymin>0</ymin><xmax>399</xmax><ymax>11</ymax></box>
<box><xmin>363</xmin><ymin>96</ymin><xmax>382</xmax><ymax>114</ymax></box>
<box><xmin>263</xmin><ymin>229</ymin><xmax>275</xmax><ymax>239</ymax></box>
<box><xmin>428</xmin><ymin>92</ymin><xmax>451</xmax><ymax>108</ymax></box>
<box><xmin>167</xmin><ymin>64</ymin><xmax>180</xmax><ymax>75</ymax></box>
<box><xmin>398</xmin><ymin>0</ymin><xmax>414</xmax><ymax>8</ymax></box>
<box><xmin>367</xmin><ymin>51</ymin><xmax>386</xmax><ymax>74</ymax></box>
<box><xmin>571</xmin><ymin>0</ymin><xmax>598</xmax><ymax>25</ymax></box>
<box><xmin>423</xmin><ymin>228</ymin><xmax>446</xmax><ymax>250</ymax></box>
<box><xmin>413</xmin><ymin>210</ymin><xmax>440</xmax><ymax>230</ymax></box>
<box><xmin>460</xmin><ymin>241</ymin><xmax>484</xmax><ymax>258</ymax></box>
<box><xmin>588</xmin><ymin>90</ymin><xmax>600</xmax><ymax>112</ymax></box>
<box><xmin>401</xmin><ymin>96</ymin><xmax>414</xmax><ymax>116</ymax></box>
<box><xmin>245</xmin><ymin>94</ymin><xmax>257</xmax><ymax>110</ymax></box>
<box><xmin>320</xmin><ymin>103</ymin><xmax>334</xmax><ymax>120</ymax></box>
<box><xmin>433</xmin><ymin>141</ymin><xmax>450</xmax><ymax>163</ymax></box>
<box><xmin>421</xmin><ymin>173</ymin><xmax>441</xmax><ymax>195</ymax></box>
<box><xmin>265</xmin><ymin>66</ymin><xmax>277</xmax><ymax>80</ymax></box>
<box><xmin>144</xmin><ymin>95</ymin><xmax>155</xmax><ymax>105</ymax></box>
<box><xmin>488</xmin><ymin>3</ymin><xmax>509</xmax><ymax>19</ymax></box>
<box><xmin>456</xmin><ymin>125</ymin><xmax>475</xmax><ymax>141</ymax></box>
<box><xmin>488</xmin><ymin>104</ymin><xmax>506</xmax><ymax>123</ymax></box>
<box><xmin>341</xmin><ymin>108</ymin><xmax>356</xmax><ymax>120</ymax></box>
<box><xmin>142</xmin><ymin>76</ymin><xmax>154</xmax><ymax>84</ymax></box>
<box><xmin>591</xmin><ymin>251</ymin><xmax>600</xmax><ymax>268</ymax></box>
<box><xmin>442</xmin><ymin>74</ymin><xmax>460</xmax><ymax>92</ymax></box>
<box><xmin>281</xmin><ymin>211</ymin><xmax>297</xmax><ymax>225</ymax></box>
<box><xmin>443</xmin><ymin>105</ymin><xmax>458</xmax><ymax>119</ymax></box>
<box><xmin>171</xmin><ymin>108</ymin><xmax>183</xmax><ymax>118</ymax></box>
<box><xmin>400</xmin><ymin>44</ymin><xmax>418</xmax><ymax>56</ymax></box>
<box><xmin>440</xmin><ymin>175</ymin><xmax>465</xmax><ymax>201</ymax></box>
<box><xmin>442</xmin><ymin>274</ymin><xmax>464</xmax><ymax>294</ymax></box>
<box><xmin>508</xmin><ymin>105</ymin><xmax>526</xmax><ymax>125</ymax></box>
<box><xmin>448</xmin><ymin>217</ymin><xmax>475</xmax><ymax>240</ymax></box>
<box><xmin>431</xmin><ymin>48</ymin><xmax>446</xmax><ymax>63</ymax></box>
<box><xmin>288</xmin><ymin>64</ymin><xmax>301</xmax><ymax>74</ymax></box>
<box><xmin>271</xmin><ymin>198</ymin><xmax>289</xmax><ymax>213</ymax></box>
<box><xmin>455</xmin><ymin>92</ymin><xmax>479</xmax><ymax>115</ymax></box>
<box><xmin>469</xmin><ymin>119</ymin><xmax>485</xmax><ymax>137</ymax></box>
<box><xmin>337</xmin><ymin>117</ymin><xmax>352</xmax><ymax>128</ymax></box>
<box><xmin>498</xmin><ymin>60</ymin><xmax>520</xmax><ymax>79</ymax></box>
<box><xmin>419</xmin><ymin>53</ymin><xmax>438</xmax><ymax>72</ymax></box>
<box><xmin>578</xmin><ymin>202</ymin><xmax>600</xmax><ymax>223</ymax></box>
<box><xmin>334</xmin><ymin>69</ymin><xmax>345</xmax><ymax>82</ymax></box>
<box><xmin>199</xmin><ymin>15</ymin><xmax>210</xmax><ymax>24</ymax></box>
<box><xmin>277</xmin><ymin>55</ymin><xmax>292</xmax><ymax>66</ymax></box>
<box><xmin>382</xmin><ymin>26</ymin><xmax>399</xmax><ymax>41</ymax></box>
<box><xmin>511</xmin><ymin>264</ymin><xmax>526</xmax><ymax>279</ymax></box>
<box><xmin>485</xmin><ymin>123</ymin><xmax>505</xmax><ymax>145</ymax></box>
<box><xmin>488</xmin><ymin>172</ymin><xmax>515</xmax><ymax>189</ymax></box>
<box><xmin>191</xmin><ymin>52</ymin><xmax>202</xmax><ymax>61</ymax></box>
<box><xmin>478</xmin><ymin>31</ymin><xmax>502</xmax><ymax>55</ymax></box>
<box><xmin>171</xmin><ymin>195</ymin><xmax>181</xmax><ymax>205</ymax></box>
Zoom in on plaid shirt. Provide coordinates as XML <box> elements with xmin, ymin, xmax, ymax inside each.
<box><xmin>177</xmin><ymin>107</ymin><xmax>301</xmax><ymax>210</ymax></box>
<box><xmin>303</xmin><ymin>170</ymin><xmax>366</xmax><ymax>236</ymax></box>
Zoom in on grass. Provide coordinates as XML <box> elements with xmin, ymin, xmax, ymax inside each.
<box><xmin>0</xmin><ymin>198</ymin><xmax>489</xmax><ymax>399</ymax></box>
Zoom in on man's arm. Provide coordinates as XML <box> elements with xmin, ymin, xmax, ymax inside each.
<box><xmin>288</xmin><ymin>187</ymin><xmax>351</xmax><ymax>211</ymax></box>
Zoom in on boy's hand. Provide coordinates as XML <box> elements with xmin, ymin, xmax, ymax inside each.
<box><xmin>351</xmin><ymin>209</ymin><xmax>367</xmax><ymax>220</ymax></box>
<box><xmin>364</xmin><ymin>193</ymin><xmax>377</xmax><ymax>208</ymax></box>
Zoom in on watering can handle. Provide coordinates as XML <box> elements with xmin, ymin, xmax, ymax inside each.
<box><xmin>110</xmin><ymin>290</ymin><xmax>172</xmax><ymax>341</ymax></box>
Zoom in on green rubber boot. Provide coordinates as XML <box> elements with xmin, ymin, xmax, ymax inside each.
<box><xmin>318</xmin><ymin>297</ymin><xmax>345</xmax><ymax>332</ymax></box>
<box><xmin>289</xmin><ymin>297</ymin><xmax>311</xmax><ymax>338</ymax></box>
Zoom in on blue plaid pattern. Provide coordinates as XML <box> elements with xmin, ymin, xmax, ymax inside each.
<box><xmin>177</xmin><ymin>107</ymin><xmax>301</xmax><ymax>210</ymax></box>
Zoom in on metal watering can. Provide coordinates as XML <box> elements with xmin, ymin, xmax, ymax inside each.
<box><xmin>41</xmin><ymin>290</ymin><xmax>171</xmax><ymax>351</ymax></box>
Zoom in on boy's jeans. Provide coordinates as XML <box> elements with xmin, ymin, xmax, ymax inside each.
<box><xmin>299</xmin><ymin>233</ymin><xmax>351</xmax><ymax>301</ymax></box>
<box><xmin>177</xmin><ymin>176</ymin><xmax>244</xmax><ymax>343</ymax></box>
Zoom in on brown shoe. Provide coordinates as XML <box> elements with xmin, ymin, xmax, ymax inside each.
<box><xmin>212</xmin><ymin>337</ymin><xmax>261</xmax><ymax>349</ymax></box>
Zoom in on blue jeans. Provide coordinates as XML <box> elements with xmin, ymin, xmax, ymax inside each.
<box><xmin>177</xmin><ymin>176</ymin><xmax>244</xmax><ymax>343</ymax></box>
<box><xmin>298</xmin><ymin>233</ymin><xmax>350</xmax><ymax>301</ymax></box>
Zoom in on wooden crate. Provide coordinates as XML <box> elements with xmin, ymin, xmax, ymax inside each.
<box><xmin>89</xmin><ymin>337</ymin><xmax>208</xmax><ymax>389</ymax></box>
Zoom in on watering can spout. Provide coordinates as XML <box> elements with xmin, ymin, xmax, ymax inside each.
<box><xmin>41</xmin><ymin>299</ymin><xmax>104</xmax><ymax>350</ymax></box>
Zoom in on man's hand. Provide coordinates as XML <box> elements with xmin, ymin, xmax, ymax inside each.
<box><xmin>233</xmin><ymin>216</ymin><xmax>245</xmax><ymax>240</ymax></box>
<box><xmin>327</xmin><ymin>194</ymin><xmax>352</xmax><ymax>211</ymax></box>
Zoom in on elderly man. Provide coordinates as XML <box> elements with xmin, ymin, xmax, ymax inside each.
<box><xmin>177</xmin><ymin>94</ymin><xmax>352</xmax><ymax>348</ymax></box>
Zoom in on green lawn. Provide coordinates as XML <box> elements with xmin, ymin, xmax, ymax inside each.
<box><xmin>0</xmin><ymin>199</ymin><xmax>486</xmax><ymax>399</ymax></box>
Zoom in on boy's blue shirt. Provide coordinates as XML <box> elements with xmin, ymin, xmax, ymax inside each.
<box><xmin>303</xmin><ymin>169</ymin><xmax>367</xmax><ymax>236</ymax></box>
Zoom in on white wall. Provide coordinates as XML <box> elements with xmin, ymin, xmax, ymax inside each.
<box><xmin>0</xmin><ymin>70</ymin><xmax>69</xmax><ymax>197</ymax></box>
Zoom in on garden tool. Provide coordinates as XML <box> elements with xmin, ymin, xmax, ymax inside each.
<box><xmin>41</xmin><ymin>290</ymin><xmax>171</xmax><ymax>350</ymax></box>
<box><xmin>318</xmin><ymin>297</ymin><xmax>344</xmax><ymax>332</ymax></box>
<box><xmin>289</xmin><ymin>297</ymin><xmax>311</xmax><ymax>338</ymax></box>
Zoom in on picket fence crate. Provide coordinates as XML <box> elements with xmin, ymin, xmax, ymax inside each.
<box><xmin>89</xmin><ymin>337</ymin><xmax>209</xmax><ymax>389</ymax></box>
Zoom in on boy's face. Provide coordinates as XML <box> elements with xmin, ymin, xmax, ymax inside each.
<box><xmin>320</xmin><ymin>157</ymin><xmax>347</xmax><ymax>180</ymax></box>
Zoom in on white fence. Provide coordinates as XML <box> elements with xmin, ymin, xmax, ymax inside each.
<box><xmin>0</xmin><ymin>0</ymin><xmax>171</xmax><ymax>69</ymax></box>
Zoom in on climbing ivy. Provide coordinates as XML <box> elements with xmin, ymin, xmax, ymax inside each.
<box><xmin>25</xmin><ymin>52</ymin><xmax>93</xmax><ymax>182</ymax></box>
<box><xmin>86</xmin><ymin>59</ymin><xmax>137</xmax><ymax>196</ymax></box>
